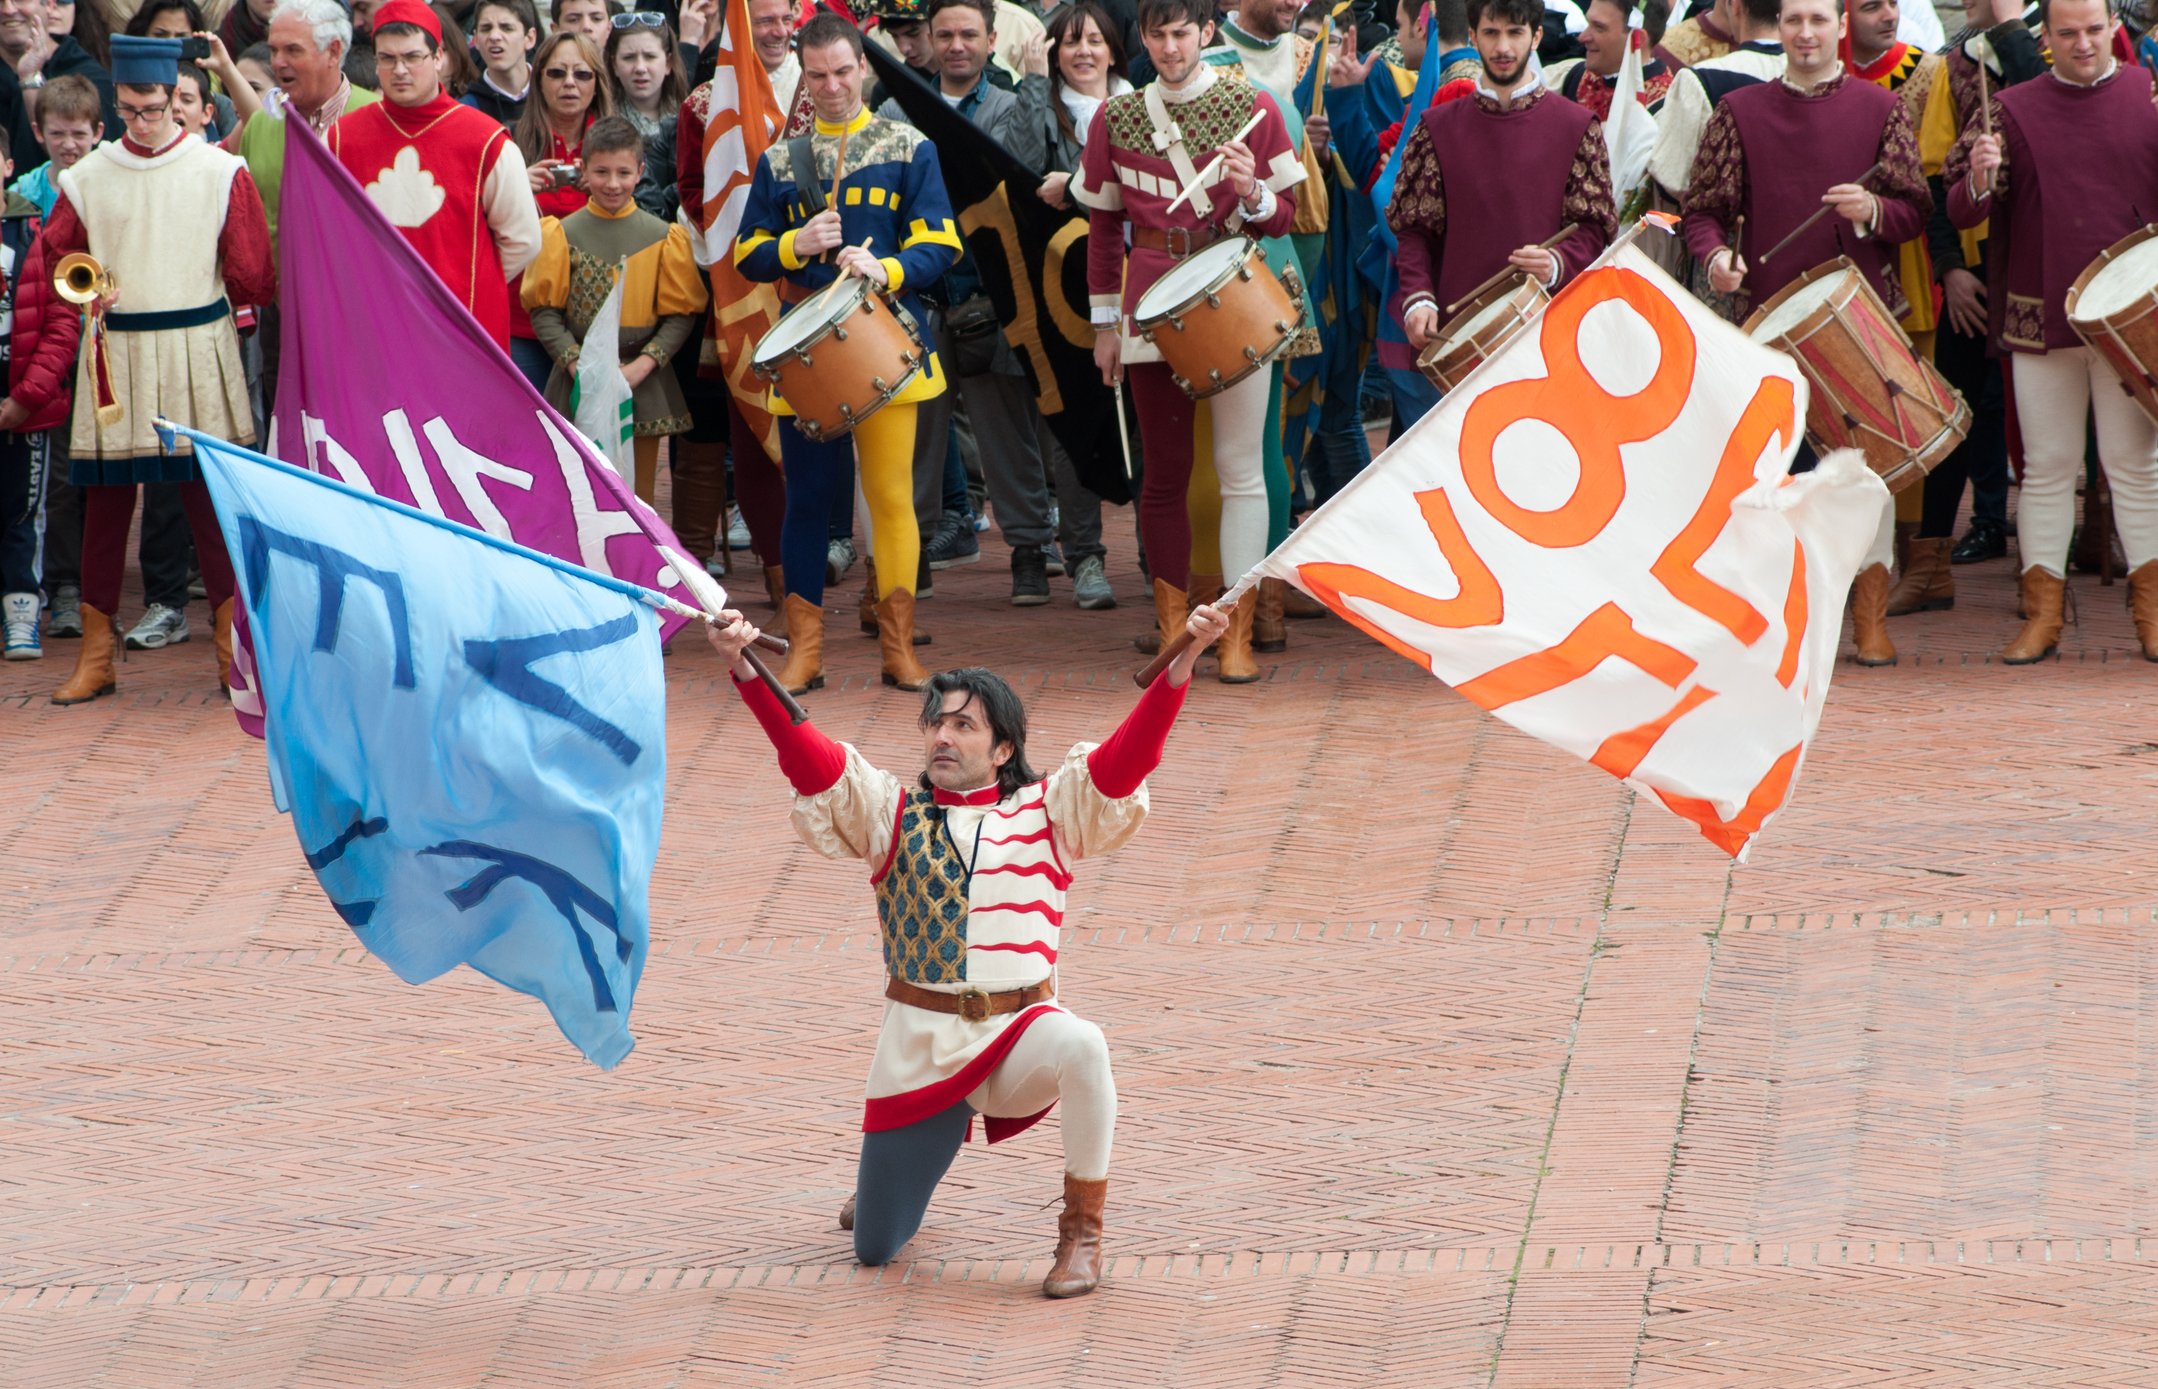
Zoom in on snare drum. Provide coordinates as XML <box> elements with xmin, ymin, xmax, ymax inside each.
<box><xmin>1133</xmin><ymin>238</ymin><xmax>1305</xmax><ymax>399</ymax></box>
<box><xmin>1744</xmin><ymin>258</ymin><xmax>1969</xmax><ymax>493</ymax></box>
<box><xmin>1416</xmin><ymin>276</ymin><xmax>1549</xmax><ymax>394</ymax></box>
<box><xmin>2067</xmin><ymin>226</ymin><xmax>2158</xmax><ymax>428</ymax></box>
<box><xmin>750</xmin><ymin>275</ymin><xmax>924</xmax><ymax>442</ymax></box>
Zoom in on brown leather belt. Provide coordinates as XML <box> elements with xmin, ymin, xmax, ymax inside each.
<box><xmin>885</xmin><ymin>976</ymin><xmax>1055</xmax><ymax>1022</ymax></box>
<box><xmin>1132</xmin><ymin>224</ymin><xmax>1226</xmax><ymax>258</ymax></box>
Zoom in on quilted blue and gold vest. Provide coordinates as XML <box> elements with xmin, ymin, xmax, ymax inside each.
<box><xmin>873</xmin><ymin>789</ymin><xmax>974</xmax><ymax>984</ymax></box>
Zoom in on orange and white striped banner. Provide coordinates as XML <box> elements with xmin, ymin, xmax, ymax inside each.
<box><xmin>696</xmin><ymin>0</ymin><xmax>788</xmax><ymax>460</ymax></box>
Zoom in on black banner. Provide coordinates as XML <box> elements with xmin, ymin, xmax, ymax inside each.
<box><xmin>862</xmin><ymin>42</ymin><xmax>1131</xmax><ymax>504</ymax></box>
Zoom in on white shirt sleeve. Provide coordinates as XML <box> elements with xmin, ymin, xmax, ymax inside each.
<box><xmin>484</xmin><ymin>138</ymin><xmax>544</xmax><ymax>280</ymax></box>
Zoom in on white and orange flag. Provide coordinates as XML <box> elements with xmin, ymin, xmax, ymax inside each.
<box><xmin>1252</xmin><ymin>236</ymin><xmax>1891</xmax><ymax>859</ymax></box>
<box><xmin>693</xmin><ymin>0</ymin><xmax>788</xmax><ymax>460</ymax></box>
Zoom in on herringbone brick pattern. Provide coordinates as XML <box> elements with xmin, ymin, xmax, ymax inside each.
<box><xmin>9</xmin><ymin>503</ymin><xmax>2158</xmax><ymax>1384</ymax></box>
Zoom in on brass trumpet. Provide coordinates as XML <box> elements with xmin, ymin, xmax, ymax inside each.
<box><xmin>53</xmin><ymin>251</ymin><xmax>116</xmax><ymax>305</ymax></box>
<box><xmin>54</xmin><ymin>252</ymin><xmax>123</xmax><ymax>428</ymax></box>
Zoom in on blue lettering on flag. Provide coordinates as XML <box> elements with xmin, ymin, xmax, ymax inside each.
<box><xmin>463</xmin><ymin>612</ymin><xmax>645</xmax><ymax>765</ymax></box>
<box><xmin>421</xmin><ymin>840</ymin><xmax>631</xmax><ymax>1012</ymax></box>
<box><xmin>238</xmin><ymin>516</ymin><xmax>418</xmax><ymax>689</ymax></box>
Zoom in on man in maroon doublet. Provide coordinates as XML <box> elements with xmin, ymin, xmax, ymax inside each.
<box><xmin>1678</xmin><ymin>0</ymin><xmax>1930</xmax><ymax>325</ymax></box>
<box><xmin>1944</xmin><ymin>0</ymin><xmax>2158</xmax><ymax>664</ymax></box>
<box><xmin>1388</xmin><ymin>0</ymin><xmax>1618</xmax><ymax>360</ymax></box>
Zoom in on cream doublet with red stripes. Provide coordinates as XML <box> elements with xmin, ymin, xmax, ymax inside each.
<box><xmin>793</xmin><ymin>744</ymin><xmax>1149</xmax><ymax>1132</ymax></box>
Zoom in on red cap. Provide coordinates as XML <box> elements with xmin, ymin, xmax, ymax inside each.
<box><xmin>373</xmin><ymin>0</ymin><xmax>443</xmax><ymax>44</ymax></box>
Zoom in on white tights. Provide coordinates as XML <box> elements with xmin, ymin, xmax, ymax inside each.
<box><xmin>1208</xmin><ymin>369</ymin><xmax>1273</xmax><ymax>584</ymax></box>
<box><xmin>966</xmin><ymin>1009</ymin><xmax>1117</xmax><ymax>1180</ymax></box>
<box><xmin>2010</xmin><ymin>347</ymin><xmax>2158</xmax><ymax>577</ymax></box>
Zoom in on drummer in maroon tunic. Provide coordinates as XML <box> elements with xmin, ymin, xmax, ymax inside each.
<box><xmin>1943</xmin><ymin>0</ymin><xmax>2158</xmax><ymax>665</ymax></box>
<box><xmin>1388</xmin><ymin>0</ymin><xmax>1617</xmax><ymax>359</ymax></box>
<box><xmin>1678</xmin><ymin>0</ymin><xmax>1930</xmax><ymax>326</ymax></box>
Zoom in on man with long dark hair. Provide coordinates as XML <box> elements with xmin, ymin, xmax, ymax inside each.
<box><xmin>706</xmin><ymin>600</ymin><xmax>1230</xmax><ymax>1298</ymax></box>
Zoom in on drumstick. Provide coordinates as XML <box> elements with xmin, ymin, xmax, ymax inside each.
<box><xmin>829</xmin><ymin>121</ymin><xmax>850</xmax><ymax>214</ymax></box>
<box><xmin>1975</xmin><ymin>63</ymin><xmax>1994</xmax><ymax>196</ymax></box>
<box><xmin>1758</xmin><ymin>160</ymin><xmax>1884</xmax><ymax>265</ymax></box>
<box><xmin>1114</xmin><ymin>378</ymin><xmax>1134</xmax><ymax>481</ymax></box>
<box><xmin>1444</xmin><ymin>223</ymin><xmax>1580</xmax><ymax>316</ymax></box>
<box><xmin>1163</xmin><ymin>112</ymin><xmax>1268</xmax><ymax>215</ymax></box>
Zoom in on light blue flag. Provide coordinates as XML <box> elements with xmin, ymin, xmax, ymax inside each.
<box><xmin>179</xmin><ymin>424</ymin><xmax>666</xmax><ymax>1069</ymax></box>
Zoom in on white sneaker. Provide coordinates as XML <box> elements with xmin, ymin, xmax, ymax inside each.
<box><xmin>2</xmin><ymin>591</ymin><xmax>40</xmax><ymax>660</ymax></box>
<box><xmin>124</xmin><ymin>602</ymin><xmax>191</xmax><ymax>650</ymax></box>
<box><xmin>1071</xmin><ymin>557</ymin><xmax>1116</xmax><ymax>610</ymax></box>
<box><xmin>726</xmin><ymin>512</ymin><xmax>754</xmax><ymax>550</ymax></box>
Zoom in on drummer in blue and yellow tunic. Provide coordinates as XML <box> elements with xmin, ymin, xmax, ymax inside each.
<box><xmin>735</xmin><ymin>12</ymin><xmax>962</xmax><ymax>695</ymax></box>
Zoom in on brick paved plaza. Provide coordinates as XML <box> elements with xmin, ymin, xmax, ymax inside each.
<box><xmin>6</xmin><ymin>508</ymin><xmax>2158</xmax><ymax>1386</ymax></box>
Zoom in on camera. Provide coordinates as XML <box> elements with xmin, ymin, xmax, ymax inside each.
<box><xmin>178</xmin><ymin>35</ymin><xmax>211</xmax><ymax>60</ymax></box>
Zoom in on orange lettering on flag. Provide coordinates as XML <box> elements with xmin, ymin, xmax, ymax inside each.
<box><xmin>1295</xmin><ymin>487</ymin><xmax>1502</xmax><ymax>671</ymax></box>
<box><xmin>1458</xmin><ymin>268</ymin><xmax>1698</xmax><ymax>549</ymax></box>
<box><xmin>1777</xmin><ymin>539</ymin><xmax>1807</xmax><ymax>689</ymax></box>
<box><xmin>1649</xmin><ymin>377</ymin><xmax>1797</xmax><ymax>644</ymax></box>
<box><xmin>1455</xmin><ymin>602</ymin><xmax>1696</xmax><ymax>711</ymax></box>
<box><xmin>1654</xmin><ymin>743</ymin><xmax>1803</xmax><ymax>857</ymax></box>
<box><xmin>1591</xmin><ymin>685</ymin><xmax>1718</xmax><ymax>779</ymax></box>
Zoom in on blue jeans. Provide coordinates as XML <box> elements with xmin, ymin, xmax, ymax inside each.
<box><xmin>0</xmin><ymin>429</ymin><xmax>50</xmax><ymax>594</ymax></box>
<box><xmin>508</xmin><ymin>335</ymin><xmax>553</xmax><ymax>394</ymax></box>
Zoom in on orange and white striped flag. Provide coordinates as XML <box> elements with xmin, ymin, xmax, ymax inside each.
<box><xmin>696</xmin><ymin>0</ymin><xmax>788</xmax><ymax>461</ymax></box>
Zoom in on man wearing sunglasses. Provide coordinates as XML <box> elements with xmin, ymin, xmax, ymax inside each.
<box><xmin>327</xmin><ymin>0</ymin><xmax>542</xmax><ymax>347</ymax></box>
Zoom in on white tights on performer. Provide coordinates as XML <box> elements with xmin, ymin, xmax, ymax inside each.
<box><xmin>966</xmin><ymin>1009</ymin><xmax>1118</xmax><ymax>1180</ymax></box>
<box><xmin>1208</xmin><ymin>369</ymin><xmax>1273</xmax><ymax>585</ymax></box>
<box><xmin>2011</xmin><ymin>346</ymin><xmax>2158</xmax><ymax>577</ymax></box>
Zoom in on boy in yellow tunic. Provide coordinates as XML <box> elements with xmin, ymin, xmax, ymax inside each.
<box><xmin>521</xmin><ymin>115</ymin><xmax>708</xmax><ymax>503</ymax></box>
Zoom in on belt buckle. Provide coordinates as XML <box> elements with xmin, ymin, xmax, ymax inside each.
<box><xmin>956</xmin><ymin>986</ymin><xmax>993</xmax><ymax>1022</ymax></box>
<box><xmin>1165</xmin><ymin>225</ymin><xmax>1194</xmax><ymax>259</ymax></box>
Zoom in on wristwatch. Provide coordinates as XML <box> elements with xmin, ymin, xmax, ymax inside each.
<box><xmin>21</xmin><ymin>73</ymin><xmax>44</xmax><ymax>89</ymax></box>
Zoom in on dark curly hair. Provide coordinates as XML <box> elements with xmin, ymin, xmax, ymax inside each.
<box><xmin>916</xmin><ymin>668</ymin><xmax>1042</xmax><ymax>800</ymax></box>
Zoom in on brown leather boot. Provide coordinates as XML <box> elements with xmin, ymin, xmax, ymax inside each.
<box><xmin>839</xmin><ymin>1194</ymin><xmax>855</xmax><ymax>1231</ymax></box>
<box><xmin>1849</xmin><ymin>563</ymin><xmax>1895</xmax><ymax>666</ymax></box>
<box><xmin>1891</xmin><ymin>519</ymin><xmax>1914</xmax><ymax>575</ymax></box>
<box><xmin>1253</xmin><ymin>576</ymin><xmax>1288</xmax><ymax>653</ymax></box>
<box><xmin>1216</xmin><ymin>595</ymin><xmax>1260</xmax><ymax>683</ymax></box>
<box><xmin>1147</xmin><ymin>578</ymin><xmax>1186</xmax><ymax>656</ymax></box>
<box><xmin>1041</xmin><ymin>1174</ymin><xmax>1107</xmax><ymax>1299</ymax></box>
<box><xmin>52</xmin><ymin>603</ymin><xmax>117</xmax><ymax>705</ymax></box>
<box><xmin>1886</xmin><ymin>537</ymin><xmax>1955</xmax><ymax>615</ymax></box>
<box><xmin>213</xmin><ymin>598</ymin><xmax>235</xmax><ymax>693</ymax></box>
<box><xmin>762</xmin><ymin>565</ymin><xmax>785</xmax><ymax>610</ymax></box>
<box><xmin>2001</xmin><ymin>566</ymin><xmax>2066</xmax><ymax>665</ymax></box>
<box><xmin>859</xmin><ymin>558</ymin><xmax>880</xmax><ymax>635</ymax></box>
<box><xmin>877</xmin><ymin>588</ymin><xmax>931</xmax><ymax>690</ymax></box>
<box><xmin>2129</xmin><ymin>561</ymin><xmax>2158</xmax><ymax>661</ymax></box>
<box><xmin>776</xmin><ymin>593</ymin><xmax>825</xmax><ymax>693</ymax></box>
<box><xmin>669</xmin><ymin>442</ymin><xmax>726</xmax><ymax>571</ymax></box>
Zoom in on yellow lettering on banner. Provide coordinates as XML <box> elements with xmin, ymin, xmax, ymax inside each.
<box><xmin>1042</xmin><ymin>218</ymin><xmax>1095</xmax><ymax>350</ymax></box>
<box><xmin>957</xmin><ymin>186</ymin><xmax>1063</xmax><ymax>416</ymax></box>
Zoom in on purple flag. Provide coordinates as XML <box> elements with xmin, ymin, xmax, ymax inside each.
<box><xmin>227</xmin><ymin>114</ymin><xmax>716</xmax><ymax>734</ymax></box>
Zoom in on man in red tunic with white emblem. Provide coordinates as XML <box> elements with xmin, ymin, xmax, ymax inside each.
<box><xmin>327</xmin><ymin>0</ymin><xmax>541</xmax><ymax>347</ymax></box>
<box><xmin>705</xmin><ymin>602</ymin><xmax>1232</xmax><ymax>1298</ymax></box>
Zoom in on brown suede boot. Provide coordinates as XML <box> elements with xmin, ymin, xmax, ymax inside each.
<box><xmin>777</xmin><ymin>593</ymin><xmax>825</xmax><ymax>693</ymax></box>
<box><xmin>859</xmin><ymin>558</ymin><xmax>880</xmax><ymax>635</ymax></box>
<box><xmin>839</xmin><ymin>1194</ymin><xmax>855</xmax><ymax>1231</ymax></box>
<box><xmin>1147</xmin><ymin>579</ymin><xmax>1186</xmax><ymax>656</ymax></box>
<box><xmin>1253</xmin><ymin>576</ymin><xmax>1288</xmax><ymax>653</ymax></box>
<box><xmin>213</xmin><ymin>598</ymin><xmax>235</xmax><ymax>693</ymax></box>
<box><xmin>669</xmin><ymin>442</ymin><xmax>726</xmax><ymax>571</ymax></box>
<box><xmin>52</xmin><ymin>603</ymin><xmax>117</xmax><ymax>705</ymax></box>
<box><xmin>1891</xmin><ymin>519</ymin><xmax>1914</xmax><ymax>575</ymax></box>
<box><xmin>2002</xmin><ymin>567</ymin><xmax>2066</xmax><ymax>665</ymax></box>
<box><xmin>1041</xmin><ymin>1175</ymin><xmax>1107</xmax><ymax>1299</ymax></box>
<box><xmin>1216</xmin><ymin>595</ymin><xmax>1260</xmax><ymax>683</ymax></box>
<box><xmin>1886</xmin><ymin>537</ymin><xmax>1955</xmax><ymax>615</ymax></box>
<box><xmin>1849</xmin><ymin>563</ymin><xmax>1895</xmax><ymax>666</ymax></box>
<box><xmin>877</xmin><ymin>589</ymin><xmax>931</xmax><ymax>690</ymax></box>
<box><xmin>2129</xmin><ymin>561</ymin><xmax>2158</xmax><ymax>661</ymax></box>
<box><xmin>762</xmin><ymin>565</ymin><xmax>785</xmax><ymax>610</ymax></box>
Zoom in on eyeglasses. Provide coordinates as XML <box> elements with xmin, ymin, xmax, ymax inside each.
<box><xmin>543</xmin><ymin>65</ymin><xmax>598</xmax><ymax>80</ymax></box>
<box><xmin>611</xmin><ymin>9</ymin><xmax>665</xmax><ymax>27</ymax></box>
<box><xmin>374</xmin><ymin>49</ymin><xmax>434</xmax><ymax>70</ymax></box>
<box><xmin>115</xmin><ymin>101</ymin><xmax>170</xmax><ymax>122</ymax></box>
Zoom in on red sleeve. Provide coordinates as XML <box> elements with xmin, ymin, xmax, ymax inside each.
<box><xmin>1087</xmin><ymin>205</ymin><xmax>1125</xmax><ymax>303</ymax></box>
<box><xmin>219</xmin><ymin>168</ymin><xmax>277</xmax><ymax>306</ymax></box>
<box><xmin>732</xmin><ymin>672</ymin><xmax>847</xmax><ymax>794</ymax></box>
<box><xmin>1085</xmin><ymin>672</ymin><xmax>1189</xmax><ymax>799</ymax></box>
<box><xmin>10</xmin><ymin>199</ymin><xmax>85</xmax><ymax>419</ymax></box>
<box><xmin>1236</xmin><ymin>93</ymin><xmax>1299</xmax><ymax>238</ymax></box>
<box><xmin>676</xmin><ymin>93</ymin><xmax>707</xmax><ymax>226</ymax></box>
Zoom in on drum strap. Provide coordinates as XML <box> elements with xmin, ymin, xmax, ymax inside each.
<box><xmin>789</xmin><ymin>134</ymin><xmax>827</xmax><ymax>215</ymax></box>
<box><xmin>1143</xmin><ymin>83</ymin><xmax>1214</xmax><ymax>220</ymax></box>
